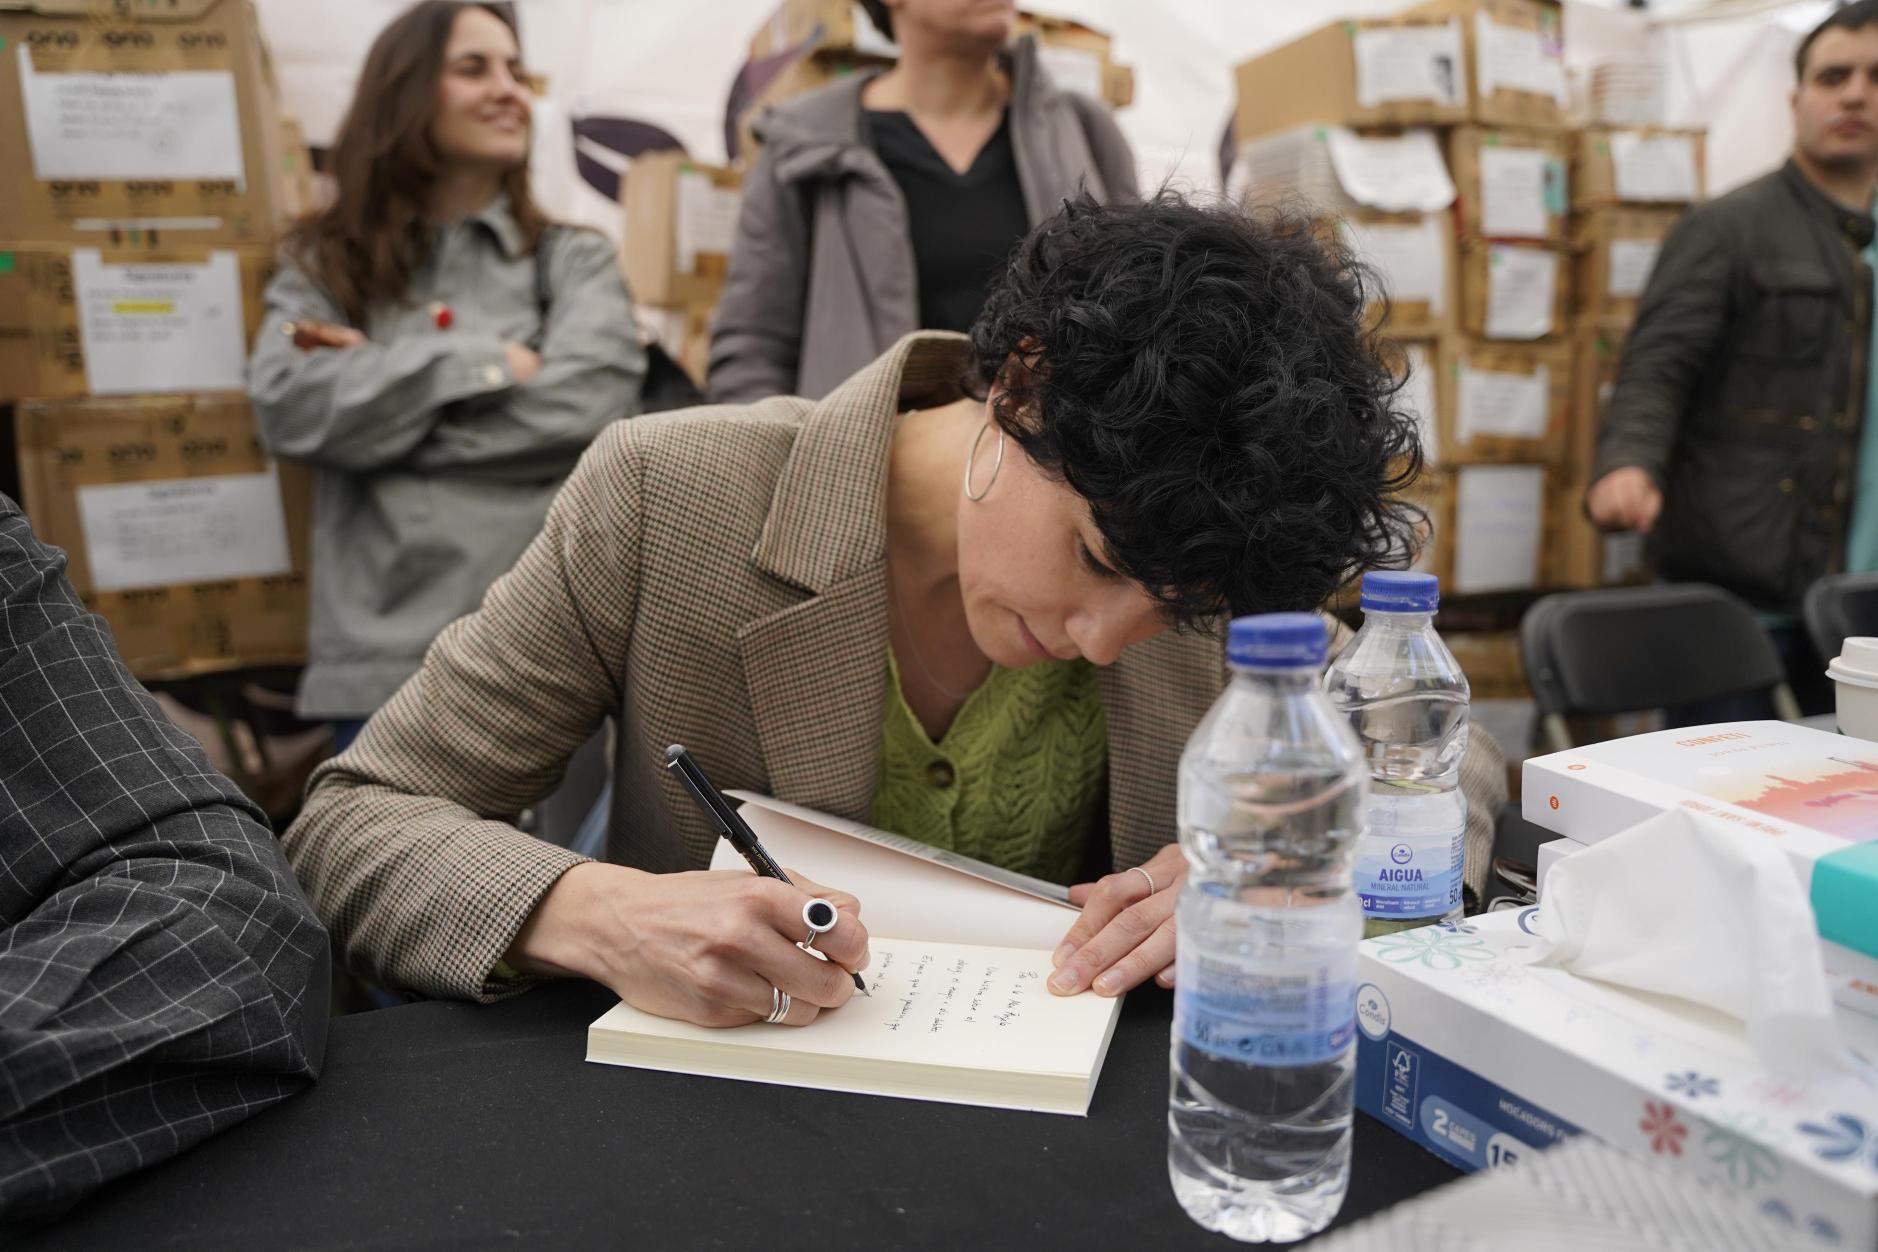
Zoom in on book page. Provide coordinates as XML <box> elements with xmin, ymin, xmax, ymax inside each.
<box><xmin>713</xmin><ymin>800</ymin><xmax>1080</xmax><ymax>951</ymax></box>
<box><xmin>591</xmin><ymin>937</ymin><xmax>1119</xmax><ymax>1080</ymax></box>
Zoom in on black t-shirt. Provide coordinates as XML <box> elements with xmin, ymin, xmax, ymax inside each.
<box><xmin>865</xmin><ymin>109</ymin><xmax>1031</xmax><ymax>334</ymax></box>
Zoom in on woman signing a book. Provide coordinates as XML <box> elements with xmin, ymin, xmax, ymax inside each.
<box><xmin>281</xmin><ymin>193</ymin><xmax>1507</xmax><ymax>1027</ymax></box>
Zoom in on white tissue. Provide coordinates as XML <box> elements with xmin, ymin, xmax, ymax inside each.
<box><xmin>1526</xmin><ymin>806</ymin><xmax>1852</xmax><ymax>1078</ymax></box>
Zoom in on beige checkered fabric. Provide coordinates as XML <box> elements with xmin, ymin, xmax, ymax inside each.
<box><xmin>283</xmin><ymin>333</ymin><xmax>1507</xmax><ymax>1004</ymax></box>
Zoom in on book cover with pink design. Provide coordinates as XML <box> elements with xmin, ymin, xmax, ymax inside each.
<box><xmin>1521</xmin><ymin>722</ymin><xmax>1878</xmax><ymax>962</ymax></box>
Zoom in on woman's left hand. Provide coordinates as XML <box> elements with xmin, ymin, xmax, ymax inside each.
<box><xmin>1049</xmin><ymin>842</ymin><xmax>1186</xmax><ymax>998</ymax></box>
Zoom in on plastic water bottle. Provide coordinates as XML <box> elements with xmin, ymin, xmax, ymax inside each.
<box><xmin>1322</xmin><ymin>571</ymin><xmax>1469</xmax><ymax>938</ymax></box>
<box><xmin>1168</xmin><ymin>613</ymin><xmax>1366</xmax><ymax>1243</ymax></box>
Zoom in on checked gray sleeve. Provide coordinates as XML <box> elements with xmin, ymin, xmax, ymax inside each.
<box><xmin>0</xmin><ymin>498</ymin><xmax>330</xmax><ymax>1228</ymax></box>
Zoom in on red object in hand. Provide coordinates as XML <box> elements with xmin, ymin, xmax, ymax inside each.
<box><xmin>431</xmin><ymin>301</ymin><xmax>454</xmax><ymax>330</ymax></box>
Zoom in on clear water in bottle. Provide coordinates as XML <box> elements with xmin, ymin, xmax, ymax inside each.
<box><xmin>1322</xmin><ymin>571</ymin><xmax>1469</xmax><ymax>938</ymax></box>
<box><xmin>1169</xmin><ymin>613</ymin><xmax>1365</xmax><ymax>1243</ymax></box>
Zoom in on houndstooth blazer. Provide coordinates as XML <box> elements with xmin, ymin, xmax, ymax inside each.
<box><xmin>284</xmin><ymin>333</ymin><xmax>1507</xmax><ymax>1004</ymax></box>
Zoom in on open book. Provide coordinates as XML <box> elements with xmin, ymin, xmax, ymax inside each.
<box><xmin>586</xmin><ymin>794</ymin><xmax>1123</xmax><ymax>1115</ymax></box>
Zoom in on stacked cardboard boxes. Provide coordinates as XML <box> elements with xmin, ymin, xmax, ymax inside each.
<box><xmin>0</xmin><ymin>0</ymin><xmax>312</xmax><ymax>677</ymax></box>
<box><xmin>1232</xmin><ymin>0</ymin><xmax>1572</xmax><ymax>600</ymax></box>
<box><xmin>1546</xmin><ymin>124</ymin><xmax>1705</xmax><ymax>588</ymax></box>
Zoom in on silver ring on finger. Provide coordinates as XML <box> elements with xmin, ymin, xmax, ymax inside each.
<box><xmin>798</xmin><ymin>896</ymin><xmax>838</xmax><ymax>954</ymax></box>
<box><xmin>1130</xmin><ymin>865</ymin><xmax>1157</xmax><ymax>896</ymax></box>
<box><xmin>765</xmin><ymin>984</ymin><xmax>791</xmax><ymax>1024</ymax></box>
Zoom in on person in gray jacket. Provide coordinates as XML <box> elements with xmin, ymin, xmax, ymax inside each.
<box><xmin>708</xmin><ymin>0</ymin><xmax>1138</xmax><ymax>403</ymax></box>
<box><xmin>249</xmin><ymin>1</ymin><xmax>643</xmax><ymax>742</ymax></box>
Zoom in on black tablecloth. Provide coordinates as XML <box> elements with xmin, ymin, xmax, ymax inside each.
<box><xmin>30</xmin><ymin>982</ymin><xmax>1458</xmax><ymax>1249</ymax></box>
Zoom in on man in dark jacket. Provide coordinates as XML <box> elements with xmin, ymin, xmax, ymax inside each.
<box><xmin>1588</xmin><ymin>2</ymin><xmax>1878</xmax><ymax>710</ymax></box>
<box><xmin>0</xmin><ymin>498</ymin><xmax>329</xmax><ymax>1227</ymax></box>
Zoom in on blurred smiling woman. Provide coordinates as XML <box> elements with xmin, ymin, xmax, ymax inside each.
<box><xmin>282</xmin><ymin>194</ymin><xmax>1506</xmax><ymax>1028</ymax></box>
<box><xmin>249</xmin><ymin>0</ymin><xmax>643</xmax><ymax>743</ymax></box>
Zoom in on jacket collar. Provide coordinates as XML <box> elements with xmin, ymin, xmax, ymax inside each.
<box><xmin>751</xmin><ymin>331</ymin><xmax>972</xmax><ymax>592</ymax></box>
<box><xmin>1781</xmin><ymin>159</ymin><xmax>1877</xmax><ymax>250</ymax></box>
<box><xmin>457</xmin><ymin>192</ymin><xmax>528</xmax><ymax>259</ymax></box>
<box><xmin>757</xmin><ymin>36</ymin><xmax>1055</xmax><ymax>187</ymax></box>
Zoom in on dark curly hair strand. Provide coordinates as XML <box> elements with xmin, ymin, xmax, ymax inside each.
<box><xmin>966</xmin><ymin>192</ymin><xmax>1425</xmax><ymax>626</ymax></box>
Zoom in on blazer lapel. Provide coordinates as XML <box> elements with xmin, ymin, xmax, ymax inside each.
<box><xmin>737</xmin><ymin>566</ymin><xmax>890</xmax><ymax>820</ymax></box>
<box><xmin>735</xmin><ymin>331</ymin><xmax>972</xmax><ymax>821</ymax></box>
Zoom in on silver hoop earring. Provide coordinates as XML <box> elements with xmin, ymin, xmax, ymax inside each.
<box><xmin>963</xmin><ymin>424</ymin><xmax>1005</xmax><ymax>502</ymax></box>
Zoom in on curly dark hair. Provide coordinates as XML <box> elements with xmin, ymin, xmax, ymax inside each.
<box><xmin>966</xmin><ymin>192</ymin><xmax>1424</xmax><ymax>625</ymax></box>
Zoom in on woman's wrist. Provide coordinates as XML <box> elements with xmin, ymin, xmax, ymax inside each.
<box><xmin>504</xmin><ymin>861</ymin><xmax>642</xmax><ymax>983</ymax></box>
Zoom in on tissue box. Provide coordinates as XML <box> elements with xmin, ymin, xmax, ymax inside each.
<box><xmin>1355</xmin><ymin>910</ymin><xmax>1878</xmax><ymax>1247</ymax></box>
<box><xmin>1523</xmin><ymin>721</ymin><xmax>1878</xmax><ymax>965</ymax></box>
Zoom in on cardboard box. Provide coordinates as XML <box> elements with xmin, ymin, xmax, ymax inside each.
<box><xmin>1404</xmin><ymin>467</ymin><xmax>1455</xmax><ymax>588</ymax></box>
<box><xmin>1101</xmin><ymin>62</ymin><xmax>1135</xmax><ymax>110</ymax></box>
<box><xmin>1352</xmin><ymin>213</ymin><xmax>1463</xmax><ymax>341</ymax></box>
<box><xmin>1014</xmin><ymin>12</ymin><xmax>1131</xmax><ymax>108</ymax></box>
<box><xmin>0</xmin><ymin>0</ymin><xmax>289</xmax><ymax>248</ymax></box>
<box><xmin>15</xmin><ymin>393</ymin><xmax>309</xmax><ymax>676</ymax></box>
<box><xmin>1447</xmin><ymin>125</ymin><xmax>1569</xmax><ymax>243</ymax></box>
<box><xmin>621</xmin><ymin>153</ymin><xmax>741</xmax><ymax>308</ymax></box>
<box><xmin>1416</xmin><ymin>463</ymin><xmax>1547</xmax><ymax>594</ymax></box>
<box><xmin>1354</xmin><ymin>909</ymin><xmax>1878</xmax><ymax>1246</ymax></box>
<box><xmin>1572</xmin><ymin>126</ymin><xmax>1706</xmax><ymax>208</ymax></box>
<box><xmin>1567</xmin><ymin>317</ymin><xmax>1628</xmax><ymax>478</ymax></box>
<box><xmin>1459</xmin><ymin>240</ymin><xmax>1571</xmax><ymax>340</ymax></box>
<box><xmin>1573</xmin><ymin>206</ymin><xmax>1683</xmax><ymax>324</ymax></box>
<box><xmin>0</xmin><ymin>243</ymin><xmax>273</xmax><ymax>402</ymax></box>
<box><xmin>1394</xmin><ymin>339</ymin><xmax>1447</xmax><ymax>466</ymax></box>
<box><xmin>273</xmin><ymin>115</ymin><xmax>321</xmax><ymax>223</ymax></box>
<box><xmin>1232</xmin><ymin>12</ymin><xmax>1471</xmax><ymax>140</ymax></box>
<box><xmin>1444</xmin><ymin>630</ymin><xmax>1527</xmax><ymax>698</ymax></box>
<box><xmin>1442</xmin><ymin>336</ymin><xmax>1569</xmax><ymax>464</ymax></box>
<box><xmin>1412</xmin><ymin>0</ymin><xmax>1567</xmax><ymax>130</ymax></box>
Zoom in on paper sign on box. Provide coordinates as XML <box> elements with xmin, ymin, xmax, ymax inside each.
<box><xmin>18</xmin><ymin>46</ymin><xmax>245</xmax><ymax>185</ymax></box>
<box><xmin>70</xmin><ymin>249</ymin><xmax>248</xmax><ymax>395</ymax></box>
<box><xmin>1353</xmin><ymin>22</ymin><xmax>1466</xmax><ymax>109</ymax></box>
<box><xmin>77</xmin><ymin>470</ymin><xmax>292</xmax><ymax>594</ymax></box>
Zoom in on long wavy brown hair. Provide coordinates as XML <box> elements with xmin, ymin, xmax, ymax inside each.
<box><xmin>286</xmin><ymin>1</ymin><xmax>548</xmax><ymax>325</ymax></box>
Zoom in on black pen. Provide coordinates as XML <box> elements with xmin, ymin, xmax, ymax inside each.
<box><xmin>663</xmin><ymin>744</ymin><xmax>867</xmax><ymax>995</ymax></box>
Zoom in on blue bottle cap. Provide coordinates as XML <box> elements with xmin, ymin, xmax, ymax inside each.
<box><xmin>1360</xmin><ymin>570</ymin><xmax>1439</xmax><ymax>613</ymax></box>
<box><xmin>1227</xmin><ymin>612</ymin><xmax>1329</xmax><ymax>669</ymax></box>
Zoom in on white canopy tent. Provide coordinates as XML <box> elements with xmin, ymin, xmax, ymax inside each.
<box><xmin>252</xmin><ymin>0</ymin><xmax>1837</xmax><ymax>244</ymax></box>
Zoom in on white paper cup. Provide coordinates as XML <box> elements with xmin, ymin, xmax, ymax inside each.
<box><xmin>1828</xmin><ymin>636</ymin><xmax>1878</xmax><ymax>740</ymax></box>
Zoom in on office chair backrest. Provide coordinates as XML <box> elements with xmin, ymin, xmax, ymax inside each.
<box><xmin>1802</xmin><ymin>572</ymin><xmax>1878</xmax><ymax>670</ymax></box>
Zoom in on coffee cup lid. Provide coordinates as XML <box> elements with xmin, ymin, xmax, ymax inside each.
<box><xmin>1835</xmin><ymin>636</ymin><xmax>1878</xmax><ymax>679</ymax></box>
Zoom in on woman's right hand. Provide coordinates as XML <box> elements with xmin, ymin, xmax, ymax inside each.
<box><xmin>505</xmin><ymin>862</ymin><xmax>869</xmax><ymax>1027</ymax></box>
